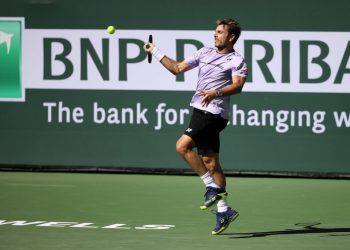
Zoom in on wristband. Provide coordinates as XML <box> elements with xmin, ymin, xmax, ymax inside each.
<box><xmin>151</xmin><ymin>46</ymin><xmax>165</xmax><ymax>61</ymax></box>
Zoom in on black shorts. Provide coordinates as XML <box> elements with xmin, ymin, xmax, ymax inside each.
<box><xmin>184</xmin><ymin>108</ymin><xmax>228</xmax><ymax>156</ymax></box>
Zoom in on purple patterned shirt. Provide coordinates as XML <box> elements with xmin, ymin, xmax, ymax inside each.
<box><xmin>184</xmin><ymin>47</ymin><xmax>248</xmax><ymax>119</ymax></box>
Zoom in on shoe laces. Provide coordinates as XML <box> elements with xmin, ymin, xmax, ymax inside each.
<box><xmin>211</xmin><ymin>210</ymin><xmax>226</xmax><ymax>229</ymax></box>
<box><xmin>204</xmin><ymin>187</ymin><xmax>217</xmax><ymax>198</ymax></box>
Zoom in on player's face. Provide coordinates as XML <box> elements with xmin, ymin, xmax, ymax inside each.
<box><xmin>214</xmin><ymin>24</ymin><xmax>234</xmax><ymax>50</ymax></box>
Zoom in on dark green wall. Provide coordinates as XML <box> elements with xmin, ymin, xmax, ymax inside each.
<box><xmin>2</xmin><ymin>0</ymin><xmax>349</xmax><ymax>31</ymax></box>
<box><xmin>1</xmin><ymin>0</ymin><xmax>349</xmax><ymax>173</ymax></box>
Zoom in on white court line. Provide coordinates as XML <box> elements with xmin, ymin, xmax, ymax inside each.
<box><xmin>6</xmin><ymin>183</ymin><xmax>76</xmax><ymax>188</ymax></box>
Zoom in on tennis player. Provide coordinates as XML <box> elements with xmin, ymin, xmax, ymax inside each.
<box><xmin>144</xmin><ymin>18</ymin><xmax>247</xmax><ymax>235</ymax></box>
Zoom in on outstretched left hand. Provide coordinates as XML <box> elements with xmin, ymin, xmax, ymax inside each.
<box><xmin>198</xmin><ymin>89</ymin><xmax>217</xmax><ymax>107</ymax></box>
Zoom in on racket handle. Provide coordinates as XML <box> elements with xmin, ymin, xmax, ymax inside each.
<box><xmin>148</xmin><ymin>34</ymin><xmax>153</xmax><ymax>63</ymax></box>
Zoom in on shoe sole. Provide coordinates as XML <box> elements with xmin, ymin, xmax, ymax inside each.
<box><xmin>211</xmin><ymin>212</ymin><xmax>239</xmax><ymax>235</ymax></box>
<box><xmin>199</xmin><ymin>192</ymin><xmax>227</xmax><ymax>210</ymax></box>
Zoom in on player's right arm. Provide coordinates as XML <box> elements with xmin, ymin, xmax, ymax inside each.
<box><xmin>143</xmin><ymin>42</ymin><xmax>192</xmax><ymax>75</ymax></box>
<box><xmin>159</xmin><ymin>57</ymin><xmax>192</xmax><ymax>75</ymax></box>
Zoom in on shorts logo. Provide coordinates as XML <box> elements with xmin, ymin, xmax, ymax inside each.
<box><xmin>186</xmin><ymin>128</ymin><xmax>192</xmax><ymax>133</ymax></box>
<box><xmin>0</xmin><ymin>18</ymin><xmax>24</xmax><ymax>101</ymax></box>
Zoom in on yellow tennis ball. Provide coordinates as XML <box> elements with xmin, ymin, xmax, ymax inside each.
<box><xmin>107</xmin><ymin>25</ymin><xmax>116</xmax><ymax>34</ymax></box>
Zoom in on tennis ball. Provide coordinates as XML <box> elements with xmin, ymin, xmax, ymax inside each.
<box><xmin>107</xmin><ymin>25</ymin><xmax>116</xmax><ymax>34</ymax></box>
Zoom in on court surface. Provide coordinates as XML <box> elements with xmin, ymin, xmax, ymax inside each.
<box><xmin>0</xmin><ymin>172</ymin><xmax>349</xmax><ymax>250</ymax></box>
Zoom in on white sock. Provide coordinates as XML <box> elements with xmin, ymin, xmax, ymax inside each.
<box><xmin>217</xmin><ymin>198</ymin><xmax>229</xmax><ymax>213</ymax></box>
<box><xmin>200</xmin><ymin>172</ymin><xmax>221</xmax><ymax>189</ymax></box>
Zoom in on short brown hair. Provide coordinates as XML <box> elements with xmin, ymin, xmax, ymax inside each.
<box><xmin>216</xmin><ymin>18</ymin><xmax>241</xmax><ymax>44</ymax></box>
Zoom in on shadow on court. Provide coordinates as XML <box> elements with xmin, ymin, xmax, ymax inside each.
<box><xmin>223</xmin><ymin>223</ymin><xmax>350</xmax><ymax>238</ymax></box>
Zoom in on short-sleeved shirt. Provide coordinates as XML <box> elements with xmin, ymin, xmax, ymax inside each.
<box><xmin>184</xmin><ymin>47</ymin><xmax>248</xmax><ymax>120</ymax></box>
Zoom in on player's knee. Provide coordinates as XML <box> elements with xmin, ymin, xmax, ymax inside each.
<box><xmin>176</xmin><ymin>135</ymin><xmax>195</xmax><ymax>157</ymax></box>
<box><xmin>175</xmin><ymin>140</ymin><xmax>187</xmax><ymax>156</ymax></box>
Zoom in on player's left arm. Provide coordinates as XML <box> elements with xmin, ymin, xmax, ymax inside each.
<box><xmin>200</xmin><ymin>75</ymin><xmax>246</xmax><ymax>107</ymax></box>
<box><xmin>217</xmin><ymin>75</ymin><xmax>246</xmax><ymax>96</ymax></box>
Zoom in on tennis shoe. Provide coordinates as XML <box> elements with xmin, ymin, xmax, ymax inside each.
<box><xmin>212</xmin><ymin>207</ymin><xmax>239</xmax><ymax>235</ymax></box>
<box><xmin>200</xmin><ymin>186</ymin><xmax>227</xmax><ymax>210</ymax></box>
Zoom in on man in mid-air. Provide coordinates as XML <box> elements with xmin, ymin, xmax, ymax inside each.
<box><xmin>144</xmin><ymin>18</ymin><xmax>247</xmax><ymax>235</ymax></box>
